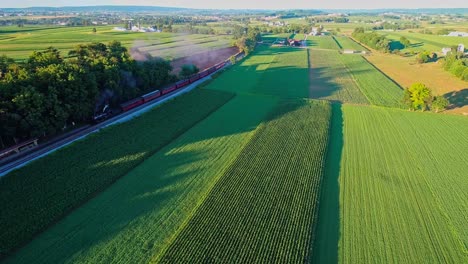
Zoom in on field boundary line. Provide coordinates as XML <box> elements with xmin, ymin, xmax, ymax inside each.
<box><xmin>332</xmin><ymin>36</ymin><xmax>343</xmax><ymax>50</ymax></box>
<box><xmin>361</xmin><ymin>55</ymin><xmax>405</xmax><ymax>91</ymax></box>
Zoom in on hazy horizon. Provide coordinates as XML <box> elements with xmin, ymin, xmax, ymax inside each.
<box><xmin>1</xmin><ymin>0</ymin><xmax>467</xmax><ymax>10</ymax></box>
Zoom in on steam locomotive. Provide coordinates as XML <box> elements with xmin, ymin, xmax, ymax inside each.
<box><xmin>92</xmin><ymin>59</ymin><xmax>232</xmax><ymax>123</ymax></box>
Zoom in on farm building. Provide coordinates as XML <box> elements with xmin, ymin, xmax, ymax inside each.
<box><xmin>343</xmin><ymin>50</ymin><xmax>367</xmax><ymax>55</ymax></box>
<box><xmin>447</xmin><ymin>31</ymin><xmax>468</xmax><ymax>37</ymax></box>
<box><xmin>458</xmin><ymin>44</ymin><xmax>465</xmax><ymax>52</ymax></box>
<box><xmin>442</xmin><ymin>47</ymin><xmax>452</xmax><ymax>55</ymax></box>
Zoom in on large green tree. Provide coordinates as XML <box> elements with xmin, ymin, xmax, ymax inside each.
<box><xmin>403</xmin><ymin>83</ymin><xmax>433</xmax><ymax>111</ymax></box>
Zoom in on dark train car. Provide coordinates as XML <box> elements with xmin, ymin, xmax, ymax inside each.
<box><xmin>120</xmin><ymin>98</ymin><xmax>144</xmax><ymax>112</ymax></box>
<box><xmin>142</xmin><ymin>90</ymin><xmax>161</xmax><ymax>103</ymax></box>
<box><xmin>162</xmin><ymin>85</ymin><xmax>177</xmax><ymax>95</ymax></box>
<box><xmin>176</xmin><ymin>79</ymin><xmax>190</xmax><ymax>88</ymax></box>
<box><xmin>189</xmin><ymin>74</ymin><xmax>201</xmax><ymax>83</ymax></box>
<box><xmin>215</xmin><ymin>62</ymin><xmax>225</xmax><ymax>70</ymax></box>
<box><xmin>207</xmin><ymin>66</ymin><xmax>216</xmax><ymax>74</ymax></box>
<box><xmin>199</xmin><ymin>70</ymin><xmax>210</xmax><ymax>78</ymax></box>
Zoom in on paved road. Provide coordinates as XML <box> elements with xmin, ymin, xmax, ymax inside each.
<box><xmin>0</xmin><ymin>68</ymin><xmax>224</xmax><ymax>177</ymax></box>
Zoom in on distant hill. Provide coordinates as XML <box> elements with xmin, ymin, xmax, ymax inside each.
<box><xmin>322</xmin><ymin>8</ymin><xmax>468</xmax><ymax>15</ymax></box>
<box><xmin>0</xmin><ymin>5</ymin><xmax>191</xmax><ymax>13</ymax></box>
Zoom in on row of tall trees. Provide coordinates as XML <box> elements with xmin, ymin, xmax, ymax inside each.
<box><xmin>0</xmin><ymin>41</ymin><xmax>175</xmax><ymax>148</ymax></box>
<box><xmin>352</xmin><ymin>28</ymin><xmax>391</xmax><ymax>52</ymax></box>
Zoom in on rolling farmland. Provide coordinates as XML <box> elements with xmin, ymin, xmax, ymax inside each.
<box><xmin>381</xmin><ymin>31</ymin><xmax>468</xmax><ymax>53</ymax></box>
<box><xmin>0</xmin><ymin>26</ymin><xmax>231</xmax><ymax>61</ymax></box>
<box><xmin>2</xmin><ymin>24</ymin><xmax>467</xmax><ymax>264</ymax></box>
<box><xmin>0</xmin><ymin>89</ymin><xmax>234</xmax><ymax>259</ymax></box>
<box><xmin>159</xmin><ymin>100</ymin><xmax>331</xmax><ymax>263</ymax></box>
<box><xmin>309</xmin><ymin>49</ymin><xmax>369</xmax><ymax>104</ymax></box>
<box><xmin>314</xmin><ymin>105</ymin><xmax>468</xmax><ymax>263</ymax></box>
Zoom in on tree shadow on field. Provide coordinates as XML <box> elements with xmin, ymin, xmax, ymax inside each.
<box><xmin>310</xmin><ymin>103</ymin><xmax>343</xmax><ymax>263</ymax></box>
<box><xmin>443</xmin><ymin>89</ymin><xmax>468</xmax><ymax>110</ymax></box>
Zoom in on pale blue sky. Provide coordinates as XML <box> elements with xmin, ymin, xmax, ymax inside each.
<box><xmin>1</xmin><ymin>0</ymin><xmax>467</xmax><ymax>9</ymax></box>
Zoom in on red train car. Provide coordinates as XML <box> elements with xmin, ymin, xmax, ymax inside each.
<box><xmin>189</xmin><ymin>74</ymin><xmax>201</xmax><ymax>83</ymax></box>
<box><xmin>120</xmin><ymin>98</ymin><xmax>144</xmax><ymax>112</ymax></box>
<box><xmin>176</xmin><ymin>79</ymin><xmax>190</xmax><ymax>88</ymax></box>
<box><xmin>162</xmin><ymin>85</ymin><xmax>177</xmax><ymax>95</ymax></box>
<box><xmin>199</xmin><ymin>70</ymin><xmax>210</xmax><ymax>78</ymax></box>
<box><xmin>142</xmin><ymin>90</ymin><xmax>161</xmax><ymax>103</ymax></box>
<box><xmin>215</xmin><ymin>62</ymin><xmax>225</xmax><ymax>70</ymax></box>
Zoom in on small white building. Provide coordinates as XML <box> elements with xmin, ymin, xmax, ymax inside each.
<box><xmin>442</xmin><ymin>47</ymin><xmax>452</xmax><ymax>56</ymax></box>
<box><xmin>458</xmin><ymin>44</ymin><xmax>465</xmax><ymax>53</ymax></box>
<box><xmin>448</xmin><ymin>31</ymin><xmax>468</xmax><ymax>37</ymax></box>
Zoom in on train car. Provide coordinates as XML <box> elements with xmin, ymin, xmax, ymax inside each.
<box><xmin>176</xmin><ymin>79</ymin><xmax>190</xmax><ymax>89</ymax></box>
<box><xmin>162</xmin><ymin>85</ymin><xmax>177</xmax><ymax>95</ymax></box>
<box><xmin>199</xmin><ymin>70</ymin><xmax>210</xmax><ymax>78</ymax></box>
<box><xmin>142</xmin><ymin>90</ymin><xmax>161</xmax><ymax>103</ymax></box>
<box><xmin>189</xmin><ymin>74</ymin><xmax>201</xmax><ymax>83</ymax></box>
<box><xmin>120</xmin><ymin>97</ymin><xmax>144</xmax><ymax>112</ymax></box>
<box><xmin>207</xmin><ymin>66</ymin><xmax>216</xmax><ymax>74</ymax></box>
<box><xmin>0</xmin><ymin>138</ymin><xmax>39</xmax><ymax>160</ymax></box>
<box><xmin>215</xmin><ymin>62</ymin><xmax>225</xmax><ymax>70</ymax></box>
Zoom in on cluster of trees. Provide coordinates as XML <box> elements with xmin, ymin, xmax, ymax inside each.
<box><xmin>403</xmin><ymin>83</ymin><xmax>449</xmax><ymax>112</ymax></box>
<box><xmin>443</xmin><ymin>52</ymin><xmax>468</xmax><ymax>81</ymax></box>
<box><xmin>416</xmin><ymin>51</ymin><xmax>438</xmax><ymax>64</ymax></box>
<box><xmin>179</xmin><ymin>64</ymin><xmax>199</xmax><ymax>79</ymax></box>
<box><xmin>352</xmin><ymin>28</ymin><xmax>391</xmax><ymax>52</ymax></box>
<box><xmin>0</xmin><ymin>42</ymin><xmax>175</xmax><ymax>148</ymax></box>
<box><xmin>232</xmin><ymin>26</ymin><xmax>262</xmax><ymax>55</ymax></box>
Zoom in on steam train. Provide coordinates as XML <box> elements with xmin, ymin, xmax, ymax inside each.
<box><xmin>92</xmin><ymin>59</ymin><xmax>232</xmax><ymax>123</ymax></box>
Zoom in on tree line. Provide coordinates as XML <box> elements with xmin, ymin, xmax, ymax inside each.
<box><xmin>352</xmin><ymin>28</ymin><xmax>391</xmax><ymax>52</ymax></box>
<box><xmin>0</xmin><ymin>41</ymin><xmax>175</xmax><ymax>148</ymax></box>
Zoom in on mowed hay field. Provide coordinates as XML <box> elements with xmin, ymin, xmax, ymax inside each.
<box><xmin>314</xmin><ymin>105</ymin><xmax>468</xmax><ymax>263</ymax></box>
<box><xmin>159</xmin><ymin>100</ymin><xmax>331</xmax><ymax>263</ymax></box>
<box><xmin>366</xmin><ymin>53</ymin><xmax>468</xmax><ymax>114</ymax></box>
<box><xmin>0</xmin><ymin>26</ymin><xmax>231</xmax><ymax>61</ymax></box>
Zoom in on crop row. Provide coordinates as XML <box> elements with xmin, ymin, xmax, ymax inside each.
<box><xmin>309</xmin><ymin>48</ymin><xmax>369</xmax><ymax>104</ymax></box>
<box><xmin>334</xmin><ymin>36</ymin><xmax>368</xmax><ymax>51</ymax></box>
<box><xmin>314</xmin><ymin>105</ymin><xmax>468</xmax><ymax>263</ymax></box>
<box><xmin>158</xmin><ymin>100</ymin><xmax>332</xmax><ymax>263</ymax></box>
<box><xmin>0</xmin><ymin>89</ymin><xmax>235</xmax><ymax>258</ymax></box>
<box><xmin>307</xmin><ymin>36</ymin><xmax>340</xmax><ymax>50</ymax></box>
<box><xmin>339</xmin><ymin>54</ymin><xmax>404</xmax><ymax>108</ymax></box>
